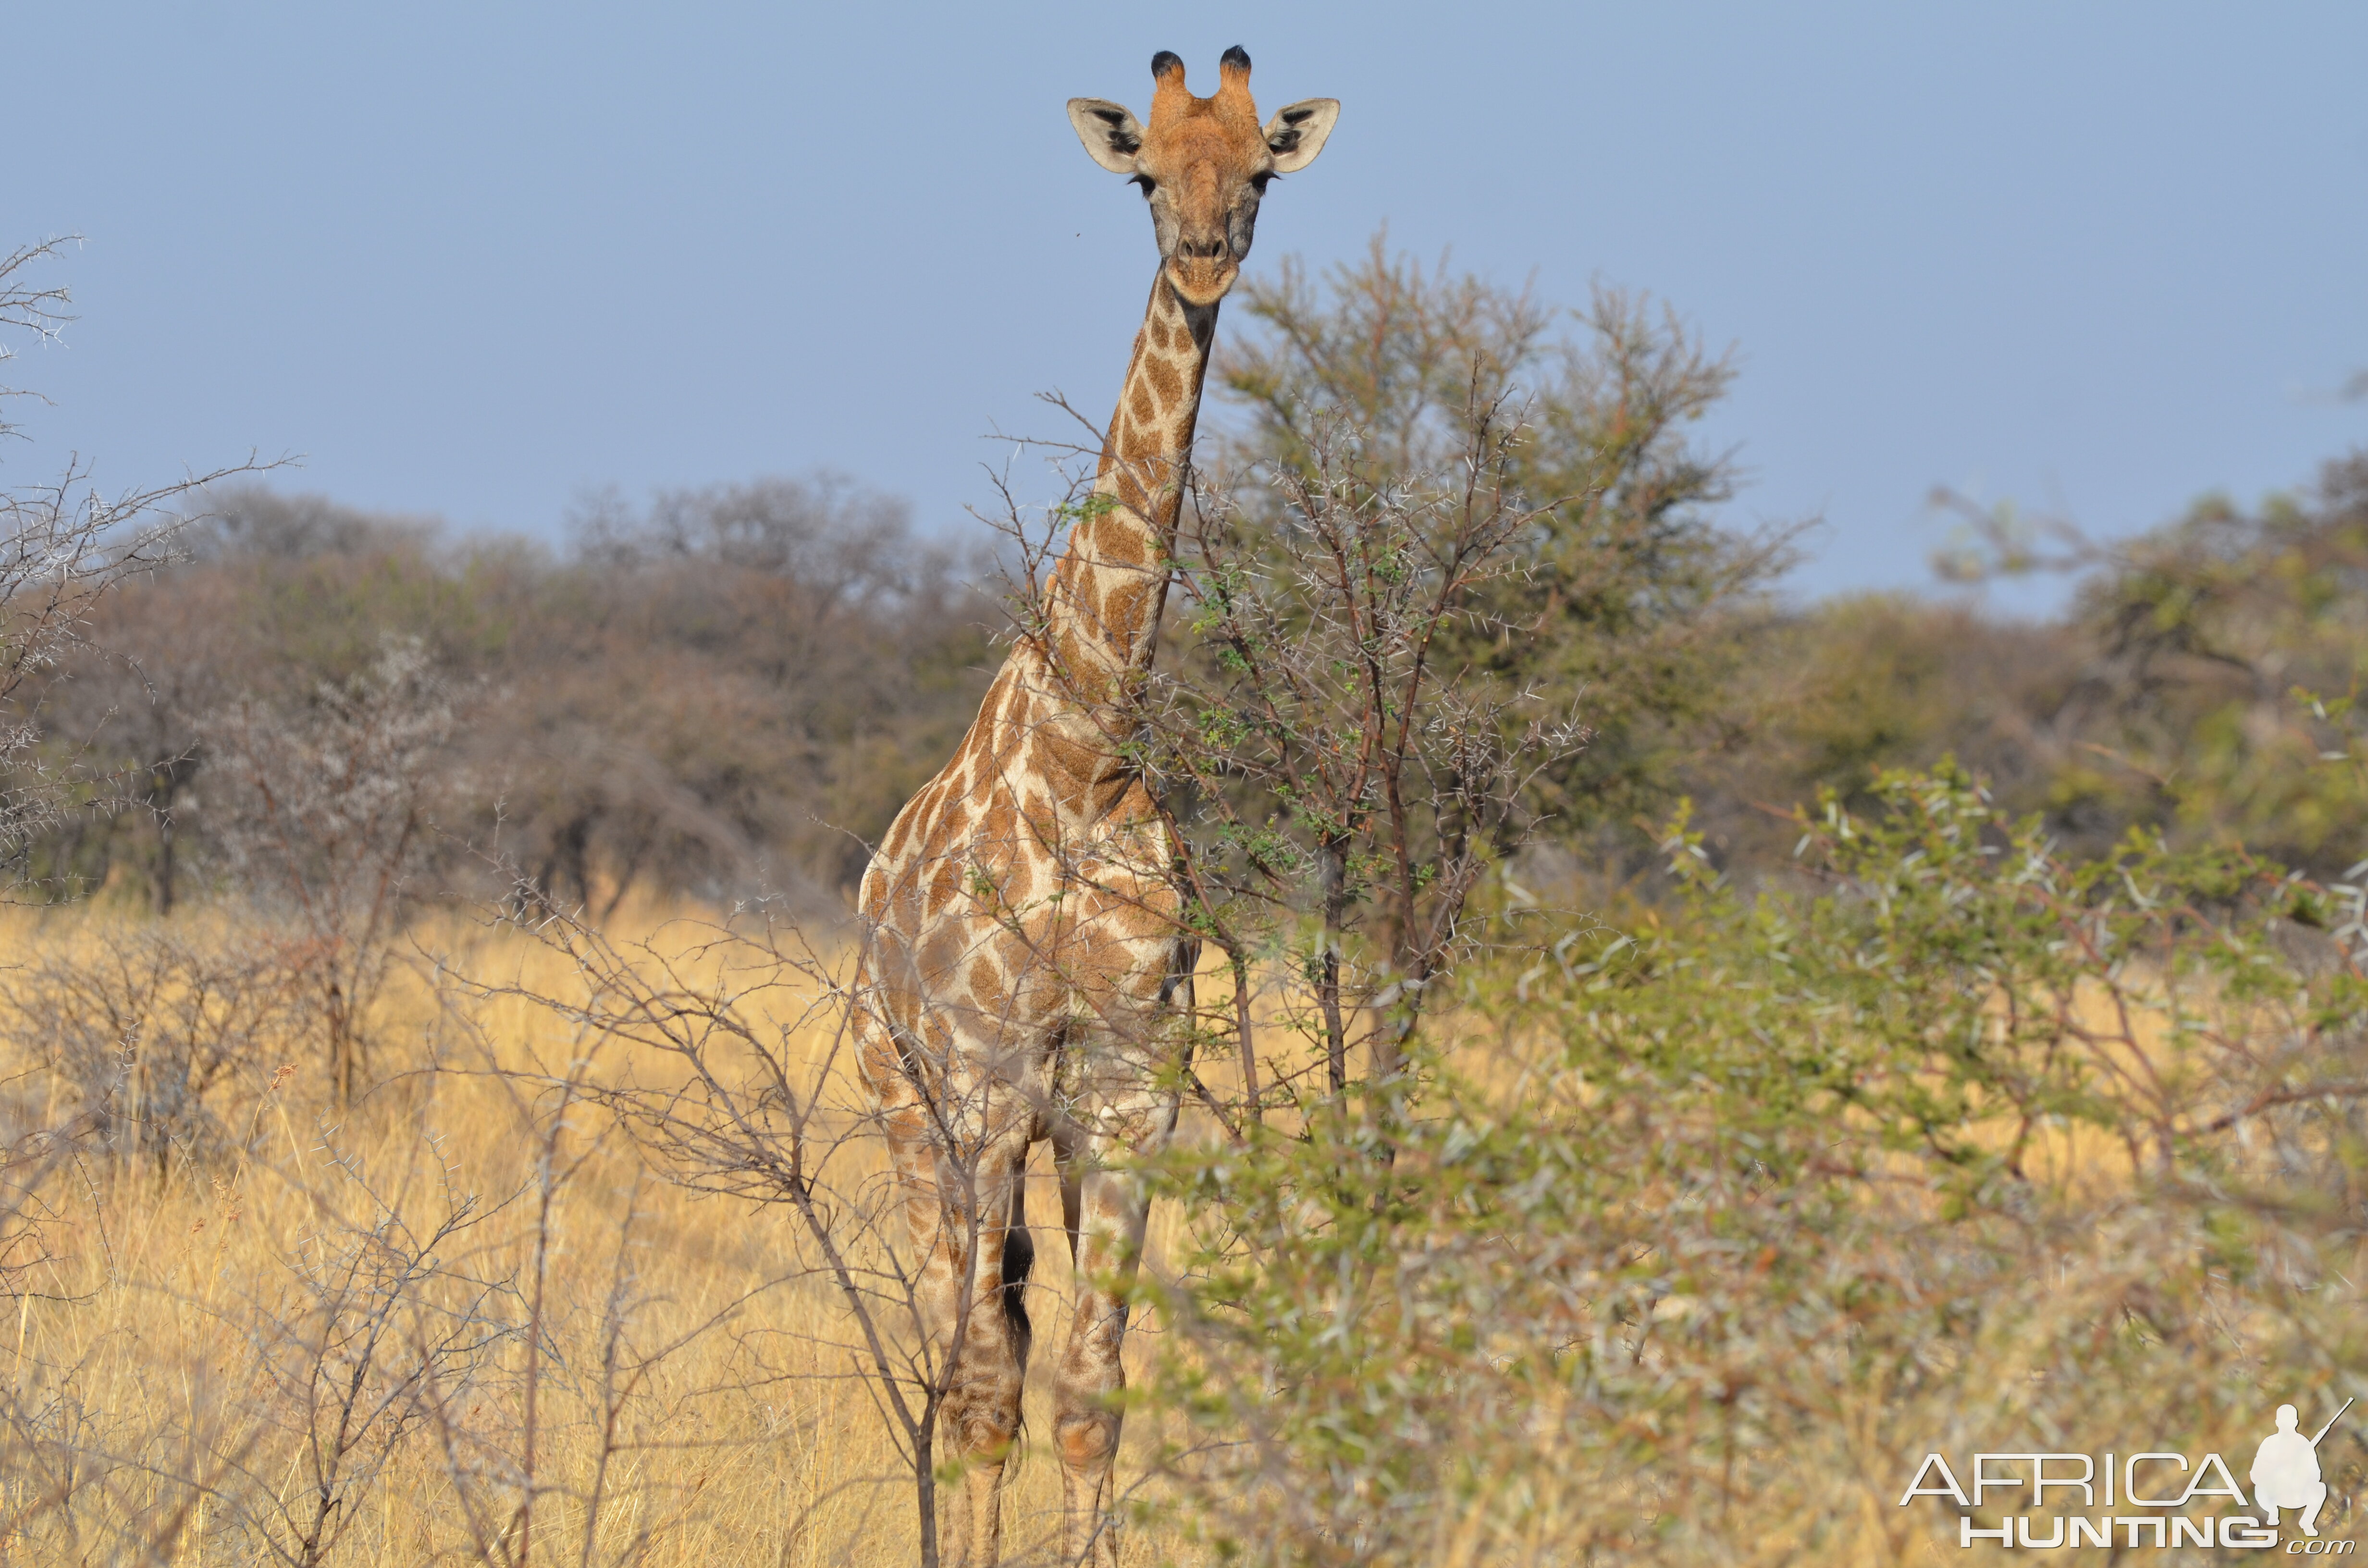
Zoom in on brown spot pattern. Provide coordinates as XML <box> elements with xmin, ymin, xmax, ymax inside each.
<box><xmin>1146</xmin><ymin>355</ymin><xmax>1181</xmax><ymax>407</ymax></box>
<box><xmin>1099</xmin><ymin>523</ymin><xmax>1147</xmax><ymax>566</ymax></box>
<box><xmin>1103</xmin><ymin>582</ymin><xmax>1149</xmax><ymax>636</ymax></box>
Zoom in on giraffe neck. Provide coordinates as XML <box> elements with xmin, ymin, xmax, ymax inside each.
<box><xmin>1035</xmin><ymin>269</ymin><xmax>1216</xmax><ymax>710</ymax></box>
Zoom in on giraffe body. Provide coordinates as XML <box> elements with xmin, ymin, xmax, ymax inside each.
<box><xmin>853</xmin><ymin>48</ymin><xmax>1335</xmax><ymax>1568</ymax></box>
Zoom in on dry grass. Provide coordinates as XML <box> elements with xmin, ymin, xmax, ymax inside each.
<box><xmin>7</xmin><ymin>896</ymin><xmax>2345</xmax><ymax>1568</ymax></box>
<box><xmin>0</xmin><ymin>901</ymin><xmax>1199</xmax><ymax>1567</ymax></box>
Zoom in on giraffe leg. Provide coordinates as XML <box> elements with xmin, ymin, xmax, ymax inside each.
<box><xmin>1053</xmin><ymin>1147</ymin><xmax>1152</xmax><ymax>1568</ymax></box>
<box><xmin>882</xmin><ymin>1102</ymin><xmax>1035</xmax><ymax>1568</ymax></box>
<box><xmin>946</xmin><ymin>1146</ymin><xmax>1035</xmax><ymax>1568</ymax></box>
<box><xmin>1048</xmin><ymin>934</ymin><xmax>1195</xmax><ymax>1566</ymax></box>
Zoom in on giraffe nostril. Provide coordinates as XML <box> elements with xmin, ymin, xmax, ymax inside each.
<box><xmin>1179</xmin><ymin>234</ymin><xmax>1228</xmax><ymax>261</ymax></box>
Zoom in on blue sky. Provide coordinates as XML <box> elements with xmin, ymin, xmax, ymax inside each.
<box><xmin>10</xmin><ymin>2</ymin><xmax>2365</xmax><ymax>608</ymax></box>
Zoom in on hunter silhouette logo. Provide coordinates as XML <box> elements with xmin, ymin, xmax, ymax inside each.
<box><xmin>1898</xmin><ymin>1396</ymin><xmax>2356</xmax><ymax>1552</ymax></box>
<box><xmin>2256</xmin><ymin>1399</ymin><xmax>2353</xmax><ymax>1539</ymax></box>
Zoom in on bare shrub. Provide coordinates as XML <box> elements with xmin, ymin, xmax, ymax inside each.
<box><xmin>209</xmin><ymin>1126</ymin><xmax>519</xmax><ymax>1568</ymax></box>
<box><xmin>0</xmin><ymin>934</ymin><xmax>828</xmax><ymax>1565</ymax></box>
<box><xmin>0</xmin><ymin>1081</ymin><xmax>526</xmax><ymax>1564</ymax></box>
<box><xmin>0</xmin><ymin>238</ymin><xmax>273</xmax><ymax>888</ymax></box>
<box><xmin>453</xmin><ymin>894</ymin><xmax>1029</xmax><ymax>1568</ymax></box>
<box><xmin>209</xmin><ymin>640</ymin><xmax>464</xmax><ymax>1102</ymax></box>
<box><xmin>0</xmin><ymin>923</ymin><xmax>310</xmax><ymax>1177</ymax></box>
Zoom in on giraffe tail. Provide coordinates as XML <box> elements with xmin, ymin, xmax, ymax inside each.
<box><xmin>999</xmin><ymin>1213</ymin><xmax>1036</xmax><ymax>1480</ymax></box>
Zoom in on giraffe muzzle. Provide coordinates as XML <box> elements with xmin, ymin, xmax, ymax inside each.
<box><xmin>1165</xmin><ymin>238</ymin><xmax>1239</xmax><ymax>305</ymax></box>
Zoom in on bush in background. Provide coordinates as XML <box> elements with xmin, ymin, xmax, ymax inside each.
<box><xmin>1143</xmin><ymin>765</ymin><xmax>2368</xmax><ymax>1563</ymax></box>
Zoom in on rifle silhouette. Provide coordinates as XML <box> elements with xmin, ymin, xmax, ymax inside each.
<box><xmin>2310</xmin><ymin>1398</ymin><xmax>2355</xmax><ymax>1447</ymax></box>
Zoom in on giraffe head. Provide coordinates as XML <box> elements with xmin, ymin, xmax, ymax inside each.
<box><xmin>1068</xmin><ymin>47</ymin><xmax>1339</xmax><ymax>307</ymax></box>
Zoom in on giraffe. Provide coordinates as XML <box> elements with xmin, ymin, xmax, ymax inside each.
<box><xmin>851</xmin><ymin>46</ymin><xmax>1338</xmax><ymax>1568</ymax></box>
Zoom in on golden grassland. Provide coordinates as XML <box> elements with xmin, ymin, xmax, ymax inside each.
<box><xmin>0</xmin><ymin>902</ymin><xmax>1206</xmax><ymax>1567</ymax></box>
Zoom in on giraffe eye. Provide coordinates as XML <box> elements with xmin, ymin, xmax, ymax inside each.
<box><xmin>1130</xmin><ymin>174</ymin><xmax>1156</xmax><ymax>197</ymax></box>
<box><xmin>1249</xmin><ymin>172</ymin><xmax>1274</xmax><ymax>195</ymax></box>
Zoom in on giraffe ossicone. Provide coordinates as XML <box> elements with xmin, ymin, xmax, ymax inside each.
<box><xmin>851</xmin><ymin>45</ymin><xmax>1336</xmax><ymax>1568</ymax></box>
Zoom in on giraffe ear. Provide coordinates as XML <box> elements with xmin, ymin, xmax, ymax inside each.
<box><xmin>1262</xmin><ymin>99</ymin><xmax>1339</xmax><ymax>174</ymax></box>
<box><xmin>1067</xmin><ymin>98</ymin><xmax>1146</xmax><ymax>174</ymax></box>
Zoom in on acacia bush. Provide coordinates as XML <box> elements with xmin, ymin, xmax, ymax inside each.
<box><xmin>1214</xmin><ymin>234</ymin><xmax>1796</xmax><ymax>863</ymax></box>
<box><xmin>1135</xmin><ymin>398</ymin><xmax>1580</xmax><ymax>1115</ymax></box>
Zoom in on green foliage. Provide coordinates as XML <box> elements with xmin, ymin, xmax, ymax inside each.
<box><xmin>2067</xmin><ymin>454</ymin><xmax>2368</xmax><ymax>872</ymax></box>
<box><xmin>1680</xmin><ymin>593</ymin><xmax>2084</xmax><ymax>871</ymax></box>
<box><xmin>1727</xmin><ymin>453</ymin><xmax>2368</xmax><ymax>888</ymax></box>
<box><xmin>1143</xmin><ymin>765</ymin><xmax>2368</xmax><ymax>1564</ymax></box>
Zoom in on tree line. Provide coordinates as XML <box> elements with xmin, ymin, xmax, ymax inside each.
<box><xmin>20</xmin><ymin>476</ymin><xmax>997</xmax><ymax>914</ymax></box>
<box><xmin>19</xmin><ymin>230</ymin><xmax>2363</xmax><ymax>923</ymax></box>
